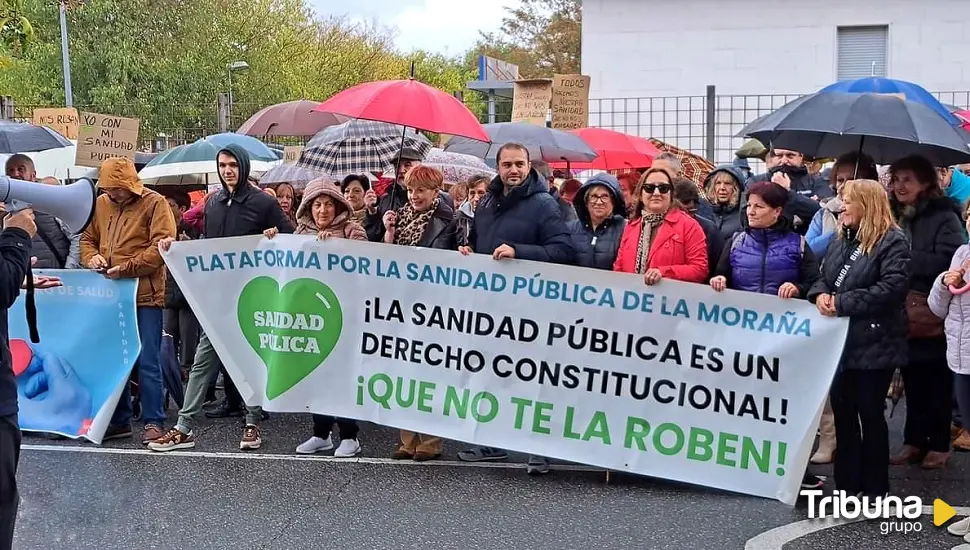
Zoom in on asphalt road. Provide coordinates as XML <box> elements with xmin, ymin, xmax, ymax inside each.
<box><xmin>11</xmin><ymin>401</ymin><xmax>970</xmax><ymax>550</ymax></box>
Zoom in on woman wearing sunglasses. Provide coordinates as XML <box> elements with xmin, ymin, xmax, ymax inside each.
<box><xmin>613</xmin><ymin>167</ymin><xmax>709</xmax><ymax>285</ymax></box>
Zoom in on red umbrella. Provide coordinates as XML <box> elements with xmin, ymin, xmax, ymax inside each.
<box><xmin>312</xmin><ymin>79</ymin><xmax>489</xmax><ymax>142</ymax></box>
<box><xmin>549</xmin><ymin>127</ymin><xmax>661</xmax><ymax>170</ymax></box>
<box><xmin>237</xmin><ymin>99</ymin><xmax>348</xmax><ymax>137</ymax></box>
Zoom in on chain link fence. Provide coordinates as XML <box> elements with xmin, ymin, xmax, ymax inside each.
<box><xmin>6</xmin><ymin>87</ymin><xmax>970</xmax><ymax>164</ymax></box>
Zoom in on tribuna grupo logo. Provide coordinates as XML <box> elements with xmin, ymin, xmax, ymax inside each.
<box><xmin>801</xmin><ymin>490</ymin><xmax>924</xmax><ymax>534</ymax></box>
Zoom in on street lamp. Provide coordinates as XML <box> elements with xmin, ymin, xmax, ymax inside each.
<box><xmin>227</xmin><ymin>61</ymin><xmax>250</xmax><ymax>128</ymax></box>
<box><xmin>58</xmin><ymin>0</ymin><xmax>76</xmax><ymax>106</ymax></box>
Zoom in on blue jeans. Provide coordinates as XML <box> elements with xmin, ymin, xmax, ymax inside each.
<box><xmin>112</xmin><ymin>306</ymin><xmax>166</xmax><ymax>426</ymax></box>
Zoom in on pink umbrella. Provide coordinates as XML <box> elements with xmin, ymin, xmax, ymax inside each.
<box><xmin>237</xmin><ymin>99</ymin><xmax>348</xmax><ymax>137</ymax></box>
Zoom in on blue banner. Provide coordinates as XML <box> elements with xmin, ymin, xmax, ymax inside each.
<box><xmin>11</xmin><ymin>270</ymin><xmax>140</xmax><ymax>443</ymax></box>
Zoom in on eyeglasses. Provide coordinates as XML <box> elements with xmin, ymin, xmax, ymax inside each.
<box><xmin>586</xmin><ymin>194</ymin><xmax>612</xmax><ymax>204</ymax></box>
<box><xmin>642</xmin><ymin>184</ymin><xmax>671</xmax><ymax>195</ymax></box>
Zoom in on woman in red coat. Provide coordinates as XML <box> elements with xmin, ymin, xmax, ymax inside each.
<box><xmin>613</xmin><ymin>167</ymin><xmax>709</xmax><ymax>285</ymax></box>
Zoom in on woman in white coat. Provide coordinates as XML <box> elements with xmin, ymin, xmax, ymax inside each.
<box><xmin>929</xmin><ymin>199</ymin><xmax>970</xmax><ymax>543</ymax></box>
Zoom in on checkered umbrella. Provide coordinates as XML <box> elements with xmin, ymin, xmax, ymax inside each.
<box><xmin>297</xmin><ymin>119</ymin><xmax>433</xmax><ymax>175</ymax></box>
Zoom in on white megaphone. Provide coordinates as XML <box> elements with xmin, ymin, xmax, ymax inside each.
<box><xmin>0</xmin><ymin>176</ymin><xmax>96</xmax><ymax>235</ymax></box>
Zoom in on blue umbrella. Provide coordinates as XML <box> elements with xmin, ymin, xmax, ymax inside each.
<box><xmin>738</xmin><ymin>91</ymin><xmax>970</xmax><ymax>166</ymax></box>
<box><xmin>819</xmin><ymin>77</ymin><xmax>960</xmax><ymax>125</ymax></box>
<box><xmin>203</xmin><ymin>132</ymin><xmax>281</xmax><ymax>162</ymax></box>
<box><xmin>0</xmin><ymin>120</ymin><xmax>73</xmax><ymax>154</ymax></box>
<box><xmin>139</xmin><ymin>139</ymin><xmax>280</xmax><ymax>185</ymax></box>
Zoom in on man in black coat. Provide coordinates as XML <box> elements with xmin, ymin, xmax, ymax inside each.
<box><xmin>456</xmin><ymin>142</ymin><xmax>573</xmax><ymax>474</ymax></box>
<box><xmin>746</xmin><ymin>148</ymin><xmax>832</xmax><ymax>235</ymax></box>
<box><xmin>363</xmin><ymin>148</ymin><xmax>422</xmax><ymax>242</ymax></box>
<box><xmin>1</xmin><ymin>208</ymin><xmax>61</xmax><ymax>548</ymax></box>
<box><xmin>151</xmin><ymin>144</ymin><xmax>293</xmax><ymax>453</ymax></box>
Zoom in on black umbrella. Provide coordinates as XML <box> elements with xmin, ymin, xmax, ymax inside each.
<box><xmin>444</xmin><ymin>122</ymin><xmax>598</xmax><ymax>163</ymax></box>
<box><xmin>0</xmin><ymin>120</ymin><xmax>73</xmax><ymax>154</ymax></box>
<box><xmin>738</xmin><ymin>91</ymin><xmax>970</xmax><ymax>166</ymax></box>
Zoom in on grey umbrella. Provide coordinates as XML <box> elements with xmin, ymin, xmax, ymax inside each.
<box><xmin>0</xmin><ymin>120</ymin><xmax>73</xmax><ymax>154</ymax></box>
<box><xmin>738</xmin><ymin>91</ymin><xmax>970</xmax><ymax>166</ymax></box>
<box><xmin>444</xmin><ymin>122</ymin><xmax>598</xmax><ymax>163</ymax></box>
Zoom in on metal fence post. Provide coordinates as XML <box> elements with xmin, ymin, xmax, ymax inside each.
<box><xmin>0</xmin><ymin>97</ymin><xmax>14</xmax><ymax>120</ymax></box>
<box><xmin>705</xmin><ymin>85</ymin><xmax>716</xmax><ymax>161</ymax></box>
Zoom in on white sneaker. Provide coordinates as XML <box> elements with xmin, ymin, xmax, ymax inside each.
<box><xmin>950</xmin><ymin>517</ymin><xmax>970</xmax><ymax>536</ymax></box>
<box><xmin>333</xmin><ymin>438</ymin><xmax>361</xmax><ymax>457</ymax></box>
<box><xmin>296</xmin><ymin>435</ymin><xmax>333</xmax><ymax>454</ymax></box>
<box><xmin>952</xmin><ymin>544</ymin><xmax>970</xmax><ymax>550</ymax></box>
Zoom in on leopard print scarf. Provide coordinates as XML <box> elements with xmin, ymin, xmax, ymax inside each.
<box><xmin>393</xmin><ymin>196</ymin><xmax>440</xmax><ymax>247</ymax></box>
<box><xmin>633</xmin><ymin>210</ymin><xmax>668</xmax><ymax>274</ymax></box>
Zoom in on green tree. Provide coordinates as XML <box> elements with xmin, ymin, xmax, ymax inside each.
<box><xmin>0</xmin><ymin>0</ymin><xmax>36</xmax><ymax>56</ymax></box>
<box><xmin>471</xmin><ymin>0</ymin><xmax>581</xmax><ymax>78</ymax></box>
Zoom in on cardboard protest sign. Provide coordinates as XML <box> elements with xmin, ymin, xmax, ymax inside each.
<box><xmin>283</xmin><ymin>146</ymin><xmax>304</xmax><ymax>164</ymax></box>
<box><xmin>75</xmin><ymin>113</ymin><xmax>140</xmax><ymax>168</ymax></box>
<box><xmin>512</xmin><ymin>79</ymin><xmax>553</xmax><ymax>126</ymax></box>
<box><xmin>32</xmin><ymin>107</ymin><xmax>80</xmax><ymax>140</ymax></box>
<box><xmin>551</xmin><ymin>74</ymin><xmax>591</xmax><ymax>130</ymax></box>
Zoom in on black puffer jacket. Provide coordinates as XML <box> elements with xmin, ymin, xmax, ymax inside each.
<box><xmin>891</xmin><ymin>195</ymin><xmax>966</xmax><ymax>294</ymax></box>
<box><xmin>30</xmin><ymin>211</ymin><xmax>73</xmax><ymax>268</ymax></box>
<box><xmin>808</xmin><ymin>227</ymin><xmax>911</xmax><ymax>372</ymax></box>
<box><xmin>566</xmin><ymin>174</ymin><xmax>626</xmax><ymax>270</ymax></box>
<box><xmin>469</xmin><ymin>169</ymin><xmax>574</xmax><ymax>264</ymax></box>
<box><xmin>891</xmin><ymin>194</ymin><xmax>966</xmax><ymax>360</ymax></box>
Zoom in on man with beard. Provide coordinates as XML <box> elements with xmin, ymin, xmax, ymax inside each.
<box><xmin>457</xmin><ymin>142</ymin><xmax>573</xmax><ymax>474</ymax></box>
<box><xmin>746</xmin><ymin>148</ymin><xmax>831</xmax><ymax>235</ymax></box>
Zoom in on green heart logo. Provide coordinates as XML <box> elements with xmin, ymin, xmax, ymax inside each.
<box><xmin>237</xmin><ymin>276</ymin><xmax>343</xmax><ymax>399</ymax></box>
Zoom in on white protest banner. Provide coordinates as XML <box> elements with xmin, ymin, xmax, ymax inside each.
<box><xmin>164</xmin><ymin>235</ymin><xmax>848</xmax><ymax>504</ymax></box>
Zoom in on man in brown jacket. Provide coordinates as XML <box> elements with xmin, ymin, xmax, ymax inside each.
<box><xmin>80</xmin><ymin>157</ymin><xmax>176</xmax><ymax>444</ymax></box>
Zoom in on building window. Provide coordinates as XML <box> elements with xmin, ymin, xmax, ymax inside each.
<box><xmin>837</xmin><ymin>25</ymin><xmax>889</xmax><ymax>79</ymax></box>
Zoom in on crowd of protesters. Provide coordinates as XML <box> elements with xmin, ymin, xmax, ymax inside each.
<box><xmin>7</xmin><ymin>140</ymin><xmax>970</xmax><ymax>512</ymax></box>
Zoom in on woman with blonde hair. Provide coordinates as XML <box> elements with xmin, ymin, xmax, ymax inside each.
<box><xmin>808</xmin><ymin>179</ymin><xmax>912</xmax><ymax>498</ymax></box>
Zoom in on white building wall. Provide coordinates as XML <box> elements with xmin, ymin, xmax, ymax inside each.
<box><xmin>582</xmin><ymin>0</ymin><xmax>970</xmax><ymax>163</ymax></box>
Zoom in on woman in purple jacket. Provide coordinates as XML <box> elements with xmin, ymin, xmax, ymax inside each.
<box><xmin>709</xmin><ymin>180</ymin><xmax>822</xmax><ymax>489</ymax></box>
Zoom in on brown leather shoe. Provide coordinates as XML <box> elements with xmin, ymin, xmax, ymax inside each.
<box><xmin>889</xmin><ymin>445</ymin><xmax>923</xmax><ymax>465</ymax></box>
<box><xmin>952</xmin><ymin>423</ymin><xmax>963</xmax><ymax>441</ymax></box>
<box><xmin>954</xmin><ymin>430</ymin><xmax>970</xmax><ymax>452</ymax></box>
<box><xmin>141</xmin><ymin>424</ymin><xmax>165</xmax><ymax>444</ymax></box>
<box><xmin>921</xmin><ymin>450</ymin><xmax>951</xmax><ymax>469</ymax></box>
<box><xmin>392</xmin><ymin>449</ymin><xmax>413</xmax><ymax>460</ymax></box>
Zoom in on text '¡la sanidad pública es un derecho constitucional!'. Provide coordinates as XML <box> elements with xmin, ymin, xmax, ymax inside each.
<box><xmin>359</xmin><ymin>297</ymin><xmax>790</xmax><ymax>425</ymax></box>
<box><xmin>183</xmin><ymin>249</ymin><xmax>814</xmax><ymax>338</ymax></box>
